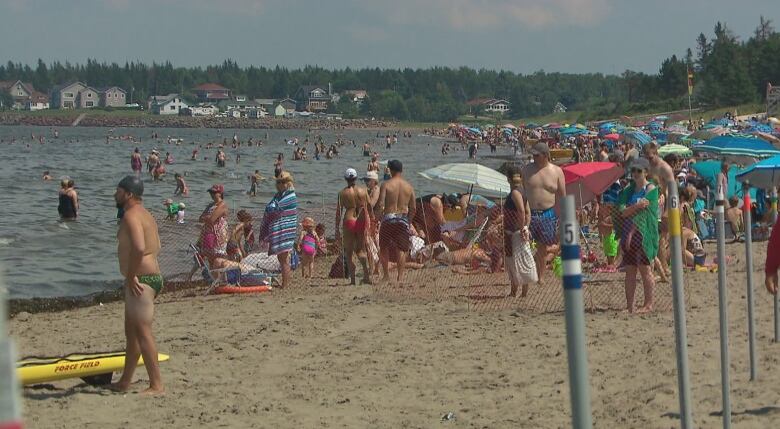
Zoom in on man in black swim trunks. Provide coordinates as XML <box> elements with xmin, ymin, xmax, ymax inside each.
<box><xmin>112</xmin><ymin>175</ymin><xmax>164</xmax><ymax>395</ymax></box>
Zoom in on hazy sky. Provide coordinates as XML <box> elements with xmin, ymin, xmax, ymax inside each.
<box><xmin>1</xmin><ymin>0</ymin><xmax>777</xmax><ymax>74</ymax></box>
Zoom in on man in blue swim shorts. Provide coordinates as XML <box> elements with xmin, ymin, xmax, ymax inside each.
<box><xmin>523</xmin><ymin>142</ymin><xmax>567</xmax><ymax>281</ymax></box>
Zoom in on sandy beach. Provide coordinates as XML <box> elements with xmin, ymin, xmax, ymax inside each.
<box><xmin>9</xmin><ymin>240</ymin><xmax>780</xmax><ymax>428</ymax></box>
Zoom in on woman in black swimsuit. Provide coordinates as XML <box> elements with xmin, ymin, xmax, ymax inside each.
<box><xmin>57</xmin><ymin>178</ymin><xmax>78</xmax><ymax>220</ymax></box>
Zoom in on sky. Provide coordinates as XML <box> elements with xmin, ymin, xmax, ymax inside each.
<box><xmin>0</xmin><ymin>0</ymin><xmax>777</xmax><ymax>75</ymax></box>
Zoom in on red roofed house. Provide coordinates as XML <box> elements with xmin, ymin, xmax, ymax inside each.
<box><xmin>193</xmin><ymin>83</ymin><xmax>231</xmax><ymax>103</ymax></box>
<box><xmin>0</xmin><ymin>80</ymin><xmax>49</xmax><ymax>110</ymax></box>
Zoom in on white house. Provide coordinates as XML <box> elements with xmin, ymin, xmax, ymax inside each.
<box><xmin>149</xmin><ymin>94</ymin><xmax>188</xmax><ymax>115</ymax></box>
<box><xmin>182</xmin><ymin>105</ymin><xmax>218</xmax><ymax>116</ymax></box>
<box><xmin>246</xmin><ymin>108</ymin><xmax>268</xmax><ymax>119</ymax></box>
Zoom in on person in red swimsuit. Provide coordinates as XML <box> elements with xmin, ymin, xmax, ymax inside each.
<box><xmin>336</xmin><ymin>168</ymin><xmax>371</xmax><ymax>285</ymax></box>
<box><xmin>765</xmin><ymin>220</ymin><xmax>780</xmax><ymax>294</ymax></box>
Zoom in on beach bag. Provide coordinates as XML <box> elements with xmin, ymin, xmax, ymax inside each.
<box><xmin>328</xmin><ymin>253</ymin><xmax>350</xmax><ymax>279</ymax></box>
<box><xmin>288</xmin><ymin>249</ymin><xmax>300</xmax><ymax>270</ymax></box>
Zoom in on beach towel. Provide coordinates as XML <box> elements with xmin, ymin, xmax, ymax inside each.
<box><xmin>615</xmin><ymin>181</ymin><xmax>659</xmax><ymax>261</ymax></box>
<box><xmin>260</xmin><ymin>189</ymin><xmax>298</xmax><ymax>255</ymax></box>
<box><xmin>505</xmin><ymin>230</ymin><xmax>538</xmax><ymax>285</ymax></box>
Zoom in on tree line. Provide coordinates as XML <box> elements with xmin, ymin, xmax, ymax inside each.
<box><xmin>1</xmin><ymin>17</ymin><xmax>778</xmax><ymax>122</ymax></box>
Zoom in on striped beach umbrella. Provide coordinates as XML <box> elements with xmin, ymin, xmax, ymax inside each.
<box><xmin>692</xmin><ymin>135</ymin><xmax>780</xmax><ymax>160</ymax></box>
<box><xmin>419</xmin><ymin>163</ymin><xmax>509</xmax><ymax>198</ymax></box>
<box><xmin>658</xmin><ymin>144</ymin><xmax>692</xmax><ymax>157</ymax></box>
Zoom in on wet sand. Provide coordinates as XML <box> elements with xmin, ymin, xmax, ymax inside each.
<box><xmin>10</xmin><ymin>241</ymin><xmax>780</xmax><ymax>428</ymax></box>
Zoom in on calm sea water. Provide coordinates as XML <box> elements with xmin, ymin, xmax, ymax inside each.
<box><xmin>0</xmin><ymin>125</ymin><xmax>512</xmax><ymax>298</ymax></box>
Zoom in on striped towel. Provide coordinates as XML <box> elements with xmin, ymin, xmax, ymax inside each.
<box><xmin>265</xmin><ymin>190</ymin><xmax>298</xmax><ymax>255</ymax></box>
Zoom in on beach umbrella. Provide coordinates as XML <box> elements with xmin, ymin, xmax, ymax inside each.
<box><xmin>603</xmin><ymin>133</ymin><xmax>620</xmax><ymax>141</ymax></box>
<box><xmin>524</xmin><ymin>122</ymin><xmax>540</xmax><ymax>129</ymax></box>
<box><xmin>692</xmin><ymin>160</ymin><xmax>756</xmax><ymax>200</ymax></box>
<box><xmin>622</xmin><ymin>130</ymin><xmax>652</xmax><ymax>147</ymax></box>
<box><xmin>419</xmin><ymin>163</ymin><xmax>509</xmax><ymax>198</ymax></box>
<box><xmin>736</xmin><ymin>155</ymin><xmax>780</xmax><ymax>189</ymax></box>
<box><xmin>692</xmin><ymin>135</ymin><xmax>780</xmax><ymax>161</ymax></box>
<box><xmin>658</xmin><ymin>144</ymin><xmax>692</xmax><ymax>158</ymax></box>
<box><xmin>562</xmin><ymin>162</ymin><xmax>624</xmax><ymax>206</ymax></box>
<box><xmin>690</xmin><ymin>127</ymin><xmax>727</xmax><ymax>140</ymax></box>
<box><xmin>502</xmin><ymin>123</ymin><xmax>517</xmax><ymax>130</ymax></box>
<box><xmin>574</xmin><ymin>123</ymin><xmax>587</xmax><ymax>129</ymax></box>
<box><xmin>544</xmin><ymin>122</ymin><xmax>562</xmax><ymax>129</ymax></box>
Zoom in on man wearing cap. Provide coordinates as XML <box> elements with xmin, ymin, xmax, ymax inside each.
<box><xmin>112</xmin><ymin>175</ymin><xmax>164</xmax><ymax>394</ymax></box>
<box><xmin>377</xmin><ymin>160</ymin><xmax>417</xmax><ymax>283</ymax></box>
<box><xmin>336</xmin><ymin>168</ymin><xmax>372</xmax><ymax>285</ymax></box>
<box><xmin>523</xmin><ymin>142</ymin><xmax>566</xmax><ymax>281</ymax></box>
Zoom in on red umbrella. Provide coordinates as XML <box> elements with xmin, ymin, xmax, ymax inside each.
<box><xmin>563</xmin><ymin>162</ymin><xmax>624</xmax><ymax>206</ymax></box>
<box><xmin>604</xmin><ymin>133</ymin><xmax>620</xmax><ymax>141</ymax></box>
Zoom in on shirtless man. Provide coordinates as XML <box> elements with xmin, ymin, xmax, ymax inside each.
<box><xmin>367</xmin><ymin>154</ymin><xmax>379</xmax><ymax>173</ymax></box>
<box><xmin>523</xmin><ymin>142</ymin><xmax>566</xmax><ymax>281</ymax></box>
<box><xmin>644</xmin><ymin>142</ymin><xmax>676</xmax><ymax>275</ymax></box>
<box><xmin>112</xmin><ymin>175</ymin><xmax>164</xmax><ymax>395</ymax></box>
<box><xmin>377</xmin><ymin>160</ymin><xmax>416</xmax><ymax>282</ymax></box>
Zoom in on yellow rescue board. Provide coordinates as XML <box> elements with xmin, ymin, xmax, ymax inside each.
<box><xmin>17</xmin><ymin>352</ymin><xmax>170</xmax><ymax>385</ymax></box>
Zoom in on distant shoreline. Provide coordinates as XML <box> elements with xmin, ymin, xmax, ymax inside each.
<box><xmin>0</xmin><ymin>112</ymin><xmax>404</xmax><ymax>130</ymax></box>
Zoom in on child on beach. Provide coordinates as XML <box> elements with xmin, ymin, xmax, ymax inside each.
<box><xmin>177</xmin><ymin>203</ymin><xmax>186</xmax><ymax>224</ymax></box>
<box><xmin>227</xmin><ymin>210</ymin><xmax>254</xmax><ymax>261</ymax></box>
<box><xmin>315</xmin><ymin>223</ymin><xmax>328</xmax><ymax>256</ymax></box>
<box><xmin>162</xmin><ymin>199</ymin><xmax>181</xmax><ymax>221</ymax></box>
<box><xmin>298</xmin><ymin>217</ymin><xmax>319</xmax><ymax>278</ymax></box>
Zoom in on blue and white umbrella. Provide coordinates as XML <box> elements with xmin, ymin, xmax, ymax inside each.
<box><xmin>692</xmin><ymin>135</ymin><xmax>780</xmax><ymax>161</ymax></box>
<box><xmin>736</xmin><ymin>155</ymin><xmax>780</xmax><ymax>189</ymax></box>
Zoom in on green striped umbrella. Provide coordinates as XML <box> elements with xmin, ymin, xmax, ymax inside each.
<box><xmin>658</xmin><ymin>144</ymin><xmax>692</xmax><ymax>158</ymax></box>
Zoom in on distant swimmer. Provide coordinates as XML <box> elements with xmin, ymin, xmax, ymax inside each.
<box><xmin>112</xmin><ymin>175</ymin><xmax>165</xmax><ymax>395</ymax></box>
<box><xmin>174</xmin><ymin>173</ymin><xmax>188</xmax><ymax>196</ymax></box>
<box><xmin>57</xmin><ymin>178</ymin><xmax>79</xmax><ymax>220</ymax></box>
<box><xmin>131</xmin><ymin>148</ymin><xmax>143</xmax><ymax>175</ymax></box>
<box><xmin>164</xmin><ymin>152</ymin><xmax>174</xmax><ymax>165</ymax></box>
<box><xmin>362</xmin><ymin>142</ymin><xmax>371</xmax><ymax>157</ymax></box>
<box><xmin>367</xmin><ymin>154</ymin><xmax>379</xmax><ymax>173</ymax></box>
<box><xmin>42</xmin><ymin>171</ymin><xmax>52</xmax><ymax>181</ymax></box>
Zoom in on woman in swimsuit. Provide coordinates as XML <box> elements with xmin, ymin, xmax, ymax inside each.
<box><xmin>616</xmin><ymin>158</ymin><xmax>659</xmax><ymax>314</ymax></box>
<box><xmin>199</xmin><ymin>184</ymin><xmax>229</xmax><ymax>269</ymax></box>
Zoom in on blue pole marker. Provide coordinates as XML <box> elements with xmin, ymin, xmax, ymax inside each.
<box><xmin>560</xmin><ymin>195</ymin><xmax>593</xmax><ymax>429</ymax></box>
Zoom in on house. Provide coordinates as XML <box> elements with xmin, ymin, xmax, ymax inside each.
<box><xmin>553</xmin><ymin>102</ymin><xmax>567</xmax><ymax>113</ymax></box>
<box><xmin>50</xmin><ymin>82</ymin><xmax>85</xmax><ymax>109</ymax></box>
<box><xmin>181</xmin><ymin>105</ymin><xmax>218</xmax><ymax>116</ymax></box>
<box><xmin>98</xmin><ymin>86</ymin><xmax>127</xmax><ymax>108</ymax></box>
<box><xmin>26</xmin><ymin>91</ymin><xmax>50</xmax><ymax>110</ymax></box>
<box><xmin>234</xmin><ymin>94</ymin><xmax>247</xmax><ymax>102</ymax></box>
<box><xmin>342</xmin><ymin>90</ymin><xmax>368</xmax><ymax>106</ymax></box>
<box><xmin>255</xmin><ymin>98</ymin><xmax>276</xmax><ymax>109</ymax></box>
<box><xmin>273</xmin><ymin>98</ymin><xmax>297</xmax><ymax>117</ymax></box>
<box><xmin>466</xmin><ymin>98</ymin><xmax>511</xmax><ymax>114</ymax></box>
<box><xmin>149</xmin><ymin>94</ymin><xmax>188</xmax><ymax>115</ymax></box>
<box><xmin>193</xmin><ymin>83</ymin><xmax>231</xmax><ymax>102</ymax></box>
<box><xmin>246</xmin><ymin>108</ymin><xmax>268</xmax><ymax>119</ymax></box>
<box><xmin>0</xmin><ymin>80</ymin><xmax>49</xmax><ymax>110</ymax></box>
<box><xmin>76</xmin><ymin>86</ymin><xmax>100</xmax><ymax>108</ymax></box>
<box><xmin>294</xmin><ymin>85</ymin><xmax>330</xmax><ymax>112</ymax></box>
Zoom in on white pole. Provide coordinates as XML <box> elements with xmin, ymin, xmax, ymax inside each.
<box><xmin>560</xmin><ymin>195</ymin><xmax>593</xmax><ymax>429</ymax></box>
<box><xmin>666</xmin><ymin>183</ymin><xmax>694</xmax><ymax>428</ymax></box>
<box><xmin>715</xmin><ymin>185</ymin><xmax>732</xmax><ymax>428</ymax></box>
<box><xmin>742</xmin><ymin>183</ymin><xmax>757</xmax><ymax>381</ymax></box>
<box><xmin>0</xmin><ymin>270</ymin><xmax>23</xmax><ymax>429</ymax></box>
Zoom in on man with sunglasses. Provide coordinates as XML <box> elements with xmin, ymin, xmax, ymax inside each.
<box><xmin>523</xmin><ymin>142</ymin><xmax>566</xmax><ymax>281</ymax></box>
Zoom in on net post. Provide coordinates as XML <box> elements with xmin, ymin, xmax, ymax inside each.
<box><xmin>560</xmin><ymin>195</ymin><xmax>593</xmax><ymax>429</ymax></box>
<box><xmin>666</xmin><ymin>182</ymin><xmax>694</xmax><ymax>428</ymax></box>
<box><xmin>742</xmin><ymin>183</ymin><xmax>757</xmax><ymax>381</ymax></box>
<box><xmin>0</xmin><ymin>270</ymin><xmax>24</xmax><ymax>429</ymax></box>
<box><xmin>715</xmin><ymin>185</ymin><xmax>732</xmax><ymax>428</ymax></box>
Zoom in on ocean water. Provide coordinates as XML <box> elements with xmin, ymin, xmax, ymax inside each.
<box><xmin>0</xmin><ymin>125</ymin><xmax>512</xmax><ymax>298</ymax></box>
